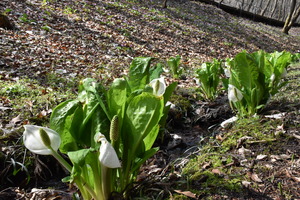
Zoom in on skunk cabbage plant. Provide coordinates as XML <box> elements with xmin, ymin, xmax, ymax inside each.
<box><xmin>226</xmin><ymin>50</ymin><xmax>291</xmax><ymax>116</ymax></box>
<box><xmin>23</xmin><ymin>57</ymin><xmax>177</xmax><ymax>200</ymax></box>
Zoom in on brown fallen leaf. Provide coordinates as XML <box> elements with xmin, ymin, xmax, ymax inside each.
<box><xmin>248</xmin><ymin>172</ymin><xmax>263</xmax><ymax>183</ymax></box>
<box><xmin>256</xmin><ymin>154</ymin><xmax>268</xmax><ymax>161</ymax></box>
<box><xmin>10</xmin><ymin>114</ymin><xmax>22</xmax><ymax>125</ymax></box>
<box><xmin>285</xmin><ymin>169</ymin><xmax>300</xmax><ymax>182</ymax></box>
<box><xmin>242</xmin><ymin>180</ymin><xmax>252</xmax><ymax>188</ymax></box>
<box><xmin>211</xmin><ymin>168</ymin><xmax>225</xmax><ymax>176</ymax></box>
<box><xmin>215</xmin><ymin>134</ymin><xmax>223</xmax><ymax>141</ymax></box>
<box><xmin>36</xmin><ymin>110</ymin><xmax>48</xmax><ymax>119</ymax></box>
<box><xmin>202</xmin><ymin>162</ymin><xmax>211</xmax><ymax>169</ymax></box>
<box><xmin>174</xmin><ymin>190</ymin><xmax>197</xmax><ymax>199</ymax></box>
<box><xmin>292</xmin><ymin>133</ymin><xmax>300</xmax><ymax>140</ymax></box>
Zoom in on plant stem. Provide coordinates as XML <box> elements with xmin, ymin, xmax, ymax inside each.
<box><xmin>91</xmin><ymin>153</ymin><xmax>105</xmax><ymax>200</ymax></box>
<box><xmin>101</xmin><ymin>165</ymin><xmax>111</xmax><ymax>200</ymax></box>
<box><xmin>50</xmin><ymin>148</ymin><xmax>72</xmax><ymax>172</ymax></box>
<box><xmin>50</xmin><ymin>148</ymin><xmax>99</xmax><ymax>200</ymax></box>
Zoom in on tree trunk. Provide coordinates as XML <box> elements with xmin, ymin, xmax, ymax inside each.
<box><xmin>260</xmin><ymin>0</ymin><xmax>272</xmax><ymax>16</ymax></box>
<box><xmin>282</xmin><ymin>5</ymin><xmax>300</xmax><ymax>34</ymax></box>
<box><xmin>270</xmin><ymin>0</ymin><xmax>279</xmax><ymax>18</ymax></box>
<box><xmin>282</xmin><ymin>0</ymin><xmax>299</xmax><ymax>34</ymax></box>
<box><xmin>246</xmin><ymin>0</ymin><xmax>255</xmax><ymax>11</ymax></box>
<box><xmin>163</xmin><ymin>0</ymin><xmax>168</xmax><ymax>8</ymax></box>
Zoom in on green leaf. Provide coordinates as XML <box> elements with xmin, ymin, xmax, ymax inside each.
<box><xmin>50</xmin><ymin>100</ymin><xmax>79</xmax><ymax>153</ymax></box>
<box><xmin>70</xmin><ymin>106</ymin><xmax>84</xmax><ymax>142</ymax></box>
<box><xmin>143</xmin><ymin>125</ymin><xmax>160</xmax><ymax>151</ymax></box>
<box><xmin>79</xmin><ymin>78</ymin><xmax>111</xmax><ymax>121</ymax></box>
<box><xmin>132</xmin><ymin>147</ymin><xmax>159</xmax><ymax>172</ymax></box>
<box><xmin>231</xmin><ymin>52</ymin><xmax>259</xmax><ymax>94</ymax></box>
<box><xmin>163</xmin><ymin>82</ymin><xmax>177</xmax><ymax>105</ymax></box>
<box><xmin>149</xmin><ymin>63</ymin><xmax>164</xmax><ymax>81</ymax></box>
<box><xmin>196</xmin><ymin>60</ymin><xmax>221</xmax><ymax>100</ymax></box>
<box><xmin>68</xmin><ymin>148</ymin><xmax>93</xmax><ymax>166</ymax></box>
<box><xmin>123</xmin><ymin>92</ymin><xmax>163</xmax><ymax>156</ymax></box>
<box><xmin>107</xmin><ymin>78</ymin><xmax>127</xmax><ymax>119</ymax></box>
<box><xmin>50</xmin><ymin>100</ymin><xmax>79</xmax><ymax>132</ymax></box>
<box><xmin>128</xmin><ymin>57</ymin><xmax>153</xmax><ymax>92</ymax></box>
<box><xmin>68</xmin><ymin>148</ymin><xmax>97</xmax><ymax>190</ymax></box>
<box><xmin>167</xmin><ymin>55</ymin><xmax>181</xmax><ymax>78</ymax></box>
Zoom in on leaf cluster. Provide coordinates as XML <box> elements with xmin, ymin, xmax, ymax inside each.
<box><xmin>227</xmin><ymin>50</ymin><xmax>292</xmax><ymax>116</ymax></box>
<box><xmin>49</xmin><ymin>57</ymin><xmax>177</xmax><ymax>198</ymax></box>
<box><xmin>195</xmin><ymin>59</ymin><xmax>224</xmax><ymax>100</ymax></box>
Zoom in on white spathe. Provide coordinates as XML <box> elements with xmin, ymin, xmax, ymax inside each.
<box><xmin>228</xmin><ymin>84</ymin><xmax>243</xmax><ymax>102</ymax></box>
<box><xmin>270</xmin><ymin>74</ymin><xmax>275</xmax><ymax>82</ymax></box>
<box><xmin>224</xmin><ymin>60</ymin><xmax>232</xmax><ymax>78</ymax></box>
<box><xmin>96</xmin><ymin>133</ymin><xmax>121</xmax><ymax>168</ymax></box>
<box><xmin>23</xmin><ymin>125</ymin><xmax>61</xmax><ymax>155</ymax></box>
<box><xmin>149</xmin><ymin>77</ymin><xmax>166</xmax><ymax>97</ymax></box>
<box><xmin>220</xmin><ymin>116</ymin><xmax>238</xmax><ymax>128</ymax></box>
<box><xmin>224</xmin><ymin>68</ymin><xmax>231</xmax><ymax>78</ymax></box>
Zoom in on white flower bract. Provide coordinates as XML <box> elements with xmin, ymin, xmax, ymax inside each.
<box><xmin>23</xmin><ymin>125</ymin><xmax>61</xmax><ymax>155</ymax></box>
<box><xmin>98</xmin><ymin>134</ymin><xmax>121</xmax><ymax>168</ymax></box>
<box><xmin>224</xmin><ymin>68</ymin><xmax>231</xmax><ymax>78</ymax></box>
<box><xmin>220</xmin><ymin>116</ymin><xmax>238</xmax><ymax>128</ymax></box>
<box><xmin>228</xmin><ymin>84</ymin><xmax>243</xmax><ymax>102</ymax></box>
<box><xmin>149</xmin><ymin>77</ymin><xmax>166</xmax><ymax>97</ymax></box>
<box><xmin>270</xmin><ymin>74</ymin><xmax>275</xmax><ymax>82</ymax></box>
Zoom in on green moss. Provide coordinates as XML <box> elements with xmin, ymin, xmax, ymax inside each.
<box><xmin>169</xmin><ymin>93</ymin><xmax>192</xmax><ymax>113</ymax></box>
<box><xmin>187</xmin><ymin>170</ymin><xmax>242</xmax><ymax>195</ymax></box>
<box><xmin>181</xmin><ymin>114</ymin><xmax>289</xmax><ymax>196</ymax></box>
<box><xmin>0</xmin><ymin>77</ymin><xmax>75</xmax><ymax>127</ymax></box>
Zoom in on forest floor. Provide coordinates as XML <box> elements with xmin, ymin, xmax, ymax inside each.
<box><xmin>0</xmin><ymin>0</ymin><xmax>300</xmax><ymax>199</ymax></box>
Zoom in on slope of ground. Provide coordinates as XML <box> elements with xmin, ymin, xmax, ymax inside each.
<box><xmin>0</xmin><ymin>0</ymin><xmax>299</xmax><ymax>199</ymax></box>
<box><xmin>1</xmin><ymin>0</ymin><xmax>299</xmax><ymax>83</ymax></box>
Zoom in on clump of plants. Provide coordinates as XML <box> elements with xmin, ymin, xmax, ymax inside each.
<box><xmin>22</xmin><ymin>57</ymin><xmax>177</xmax><ymax>199</ymax></box>
<box><xmin>167</xmin><ymin>55</ymin><xmax>183</xmax><ymax>79</ymax></box>
<box><xmin>226</xmin><ymin>50</ymin><xmax>292</xmax><ymax>117</ymax></box>
<box><xmin>195</xmin><ymin>50</ymin><xmax>294</xmax><ymax>117</ymax></box>
<box><xmin>195</xmin><ymin>58</ymin><xmax>224</xmax><ymax>100</ymax></box>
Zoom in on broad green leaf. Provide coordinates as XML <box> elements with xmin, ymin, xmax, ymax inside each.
<box><xmin>60</xmin><ymin>114</ymin><xmax>79</xmax><ymax>153</ymax></box>
<box><xmin>70</xmin><ymin>106</ymin><xmax>84</xmax><ymax>142</ymax></box>
<box><xmin>107</xmin><ymin>78</ymin><xmax>127</xmax><ymax>119</ymax></box>
<box><xmin>270</xmin><ymin>51</ymin><xmax>291</xmax><ymax>78</ymax></box>
<box><xmin>168</xmin><ymin>55</ymin><xmax>181</xmax><ymax>78</ymax></box>
<box><xmin>163</xmin><ymin>82</ymin><xmax>177</xmax><ymax>105</ymax></box>
<box><xmin>149</xmin><ymin>63</ymin><xmax>164</xmax><ymax>81</ymax></box>
<box><xmin>68</xmin><ymin>148</ymin><xmax>93</xmax><ymax>166</ymax></box>
<box><xmin>50</xmin><ymin>99</ymin><xmax>79</xmax><ymax>153</ymax></box>
<box><xmin>68</xmin><ymin>148</ymin><xmax>97</xmax><ymax>191</ymax></box>
<box><xmin>50</xmin><ymin>99</ymin><xmax>79</xmax><ymax>132</ymax></box>
<box><xmin>123</xmin><ymin>92</ymin><xmax>163</xmax><ymax>156</ymax></box>
<box><xmin>143</xmin><ymin>125</ymin><xmax>160</xmax><ymax>151</ymax></box>
<box><xmin>79</xmin><ymin>78</ymin><xmax>98</xmax><ymax>94</ymax></box>
<box><xmin>79</xmin><ymin>78</ymin><xmax>111</xmax><ymax>121</ymax></box>
<box><xmin>128</xmin><ymin>57</ymin><xmax>153</xmax><ymax>92</ymax></box>
<box><xmin>159</xmin><ymin>82</ymin><xmax>177</xmax><ymax>129</ymax></box>
<box><xmin>90</xmin><ymin>105</ymin><xmax>110</xmax><ymax>147</ymax></box>
<box><xmin>231</xmin><ymin>52</ymin><xmax>259</xmax><ymax>93</ymax></box>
